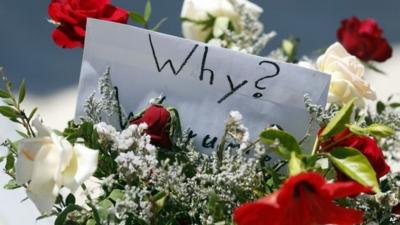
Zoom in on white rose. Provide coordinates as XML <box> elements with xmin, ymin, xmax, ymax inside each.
<box><xmin>15</xmin><ymin>118</ymin><xmax>98</xmax><ymax>214</ymax></box>
<box><xmin>317</xmin><ymin>42</ymin><xmax>376</xmax><ymax>107</ymax></box>
<box><xmin>181</xmin><ymin>0</ymin><xmax>263</xmax><ymax>42</ymax></box>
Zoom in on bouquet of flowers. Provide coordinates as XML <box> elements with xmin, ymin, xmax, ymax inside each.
<box><xmin>1</xmin><ymin>0</ymin><xmax>399</xmax><ymax>225</ymax></box>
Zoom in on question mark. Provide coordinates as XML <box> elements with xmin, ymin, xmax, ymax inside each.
<box><xmin>253</xmin><ymin>60</ymin><xmax>280</xmax><ymax>98</ymax></box>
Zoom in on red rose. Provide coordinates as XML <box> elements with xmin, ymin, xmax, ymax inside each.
<box><xmin>320</xmin><ymin>128</ymin><xmax>390</xmax><ymax>181</ymax></box>
<box><xmin>234</xmin><ymin>172</ymin><xmax>369</xmax><ymax>225</ymax></box>
<box><xmin>48</xmin><ymin>0</ymin><xmax>129</xmax><ymax>48</ymax></box>
<box><xmin>130</xmin><ymin>104</ymin><xmax>172</xmax><ymax>148</ymax></box>
<box><xmin>337</xmin><ymin>16</ymin><xmax>392</xmax><ymax>62</ymax></box>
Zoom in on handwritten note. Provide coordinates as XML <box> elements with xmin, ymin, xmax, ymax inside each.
<box><xmin>75</xmin><ymin>19</ymin><xmax>330</xmax><ymax>153</ymax></box>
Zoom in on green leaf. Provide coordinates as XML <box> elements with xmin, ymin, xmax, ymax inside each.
<box><xmin>376</xmin><ymin>101</ymin><xmax>385</xmax><ymax>114</ymax></box>
<box><xmin>0</xmin><ymin>156</ymin><xmax>5</xmax><ymax>163</ymax></box>
<box><xmin>348</xmin><ymin>124</ymin><xmax>395</xmax><ymax>138</ymax></box>
<box><xmin>328</xmin><ymin>147</ymin><xmax>380</xmax><ymax>193</ymax></box>
<box><xmin>16</xmin><ymin>130</ymin><xmax>29</xmax><ymax>138</ymax></box>
<box><xmin>260</xmin><ymin>128</ymin><xmax>302</xmax><ymax>159</ymax></box>
<box><xmin>66</xmin><ymin>194</ymin><xmax>76</xmax><ymax>205</ymax></box>
<box><xmin>5</xmin><ymin>153</ymin><xmax>15</xmax><ymax>171</ymax></box>
<box><xmin>389</xmin><ymin>103</ymin><xmax>400</xmax><ymax>108</ymax></box>
<box><xmin>55</xmin><ymin>205</ymin><xmax>83</xmax><ymax>225</ymax></box>
<box><xmin>109</xmin><ymin>189</ymin><xmax>124</xmax><ymax>201</ymax></box>
<box><xmin>18</xmin><ymin>80</ymin><xmax>26</xmax><ymax>104</ymax></box>
<box><xmin>98</xmin><ymin>199</ymin><xmax>113</xmax><ymax>220</ymax></box>
<box><xmin>0</xmin><ymin>89</ymin><xmax>10</xmax><ymax>98</ymax></box>
<box><xmin>144</xmin><ymin>0</ymin><xmax>152</xmax><ymax>22</ymax></box>
<box><xmin>3</xmin><ymin>98</ymin><xmax>14</xmax><ymax>106</ymax></box>
<box><xmin>129</xmin><ymin>11</ymin><xmax>146</xmax><ymax>25</ymax></box>
<box><xmin>288</xmin><ymin>152</ymin><xmax>305</xmax><ymax>176</ymax></box>
<box><xmin>28</xmin><ymin>107</ymin><xmax>38</xmax><ymax>121</ymax></box>
<box><xmin>0</xmin><ymin>106</ymin><xmax>18</xmax><ymax>119</ymax></box>
<box><xmin>4</xmin><ymin>179</ymin><xmax>20</xmax><ymax>190</ymax></box>
<box><xmin>86</xmin><ymin>219</ymin><xmax>96</xmax><ymax>225</ymax></box>
<box><xmin>152</xmin><ymin>17</ymin><xmax>167</xmax><ymax>31</ymax></box>
<box><xmin>151</xmin><ymin>191</ymin><xmax>168</xmax><ymax>213</ymax></box>
<box><xmin>320</xmin><ymin>99</ymin><xmax>355</xmax><ymax>140</ymax></box>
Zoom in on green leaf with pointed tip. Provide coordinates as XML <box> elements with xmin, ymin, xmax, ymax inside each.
<box><xmin>0</xmin><ymin>89</ymin><xmax>10</xmax><ymax>98</ymax></box>
<box><xmin>260</xmin><ymin>128</ymin><xmax>302</xmax><ymax>159</ymax></box>
<box><xmin>28</xmin><ymin>107</ymin><xmax>38</xmax><ymax>121</ymax></box>
<box><xmin>129</xmin><ymin>11</ymin><xmax>146</xmax><ymax>25</ymax></box>
<box><xmin>328</xmin><ymin>147</ymin><xmax>380</xmax><ymax>193</ymax></box>
<box><xmin>5</xmin><ymin>153</ymin><xmax>14</xmax><ymax>171</ymax></box>
<box><xmin>348</xmin><ymin>124</ymin><xmax>395</xmax><ymax>138</ymax></box>
<box><xmin>65</xmin><ymin>193</ymin><xmax>76</xmax><ymax>205</ymax></box>
<box><xmin>288</xmin><ymin>152</ymin><xmax>305</xmax><ymax>176</ymax></box>
<box><xmin>144</xmin><ymin>0</ymin><xmax>152</xmax><ymax>22</ymax></box>
<box><xmin>152</xmin><ymin>17</ymin><xmax>167</xmax><ymax>31</ymax></box>
<box><xmin>376</xmin><ymin>101</ymin><xmax>385</xmax><ymax>114</ymax></box>
<box><xmin>18</xmin><ymin>80</ymin><xmax>26</xmax><ymax>104</ymax></box>
<box><xmin>0</xmin><ymin>106</ymin><xmax>18</xmax><ymax>119</ymax></box>
<box><xmin>389</xmin><ymin>103</ymin><xmax>400</xmax><ymax>108</ymax></box>
<box><xmin>320</xmin><ymin>99</ymin><xmax>355</xmax><ymax>140</ymax></box>
<box><xmin>4</xmin><ymin>179</ymin><xmax>20</xmax><ymax>190</ymax></box>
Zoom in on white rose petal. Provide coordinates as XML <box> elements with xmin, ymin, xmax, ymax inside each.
<box><xmin>317</xmin><ymin>42</ymin><xmax>376</xmax><ymax>107</ymax></box>
<box><xmin>15</xmin><ymin>118</ymin><xmax>99</xmax><ymax>214</ymax></box>
<box><xmin>181</xmin><ymin>0</ymin><xmax>262</xmax><ymax>42</ymax></box>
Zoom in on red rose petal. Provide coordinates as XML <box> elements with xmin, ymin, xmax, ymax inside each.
<box><xmin>337</xmin><ymin>16</ymin><xmax>392</xmax><ymax>62</ymax></box>
<box><xmin>101</xmin><ymin>4</ymin><xmax>129</xmax><ymax>24</ymax></box>
<box><xmin>52</xmin><ymin>25</ymin><xmax>84</xmax><ymax>48</ymax></box>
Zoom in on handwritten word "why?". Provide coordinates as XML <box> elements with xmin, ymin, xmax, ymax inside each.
<box><xmin>148</xmin><ymin>34</ymin><xmax>281</xmax><ymax>104</ymax></box>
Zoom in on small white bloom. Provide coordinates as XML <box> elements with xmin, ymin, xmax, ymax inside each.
<box><xmin>317</xmin><ymin>42</ymin><xmax>376</xmax><ymax>107</ymax></box>
<box><xmin>181</xmin><ymin>0</ymin><xmax>262</xmax><ymax>42</ymax></box>
<box><xmin>230</xmin><ymin>110</ymin><xmax>243</xmax><ymax>122</ymax></box>
<box><xmin>73</xmin><ymin>177</ymin><xmax>105</xmax><ymax>208</ymax></box>
<box><xmin>15</xmin><ymin>118</ymin><xmax>98</xmax><ymax>214</ymax></box>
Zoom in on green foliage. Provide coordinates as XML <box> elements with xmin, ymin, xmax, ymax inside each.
<box><xmin>260</xmin><ymin>128</ymin><xmax>302</xmax><ymax>159</ymax></box>
<box><xmin>377</xmin><ymin>101</ymin><xmax>386</xmax><ymax>114</ymax></box>
<box><xmin>0</xmin><ymin>77</ymin><xmax>37</xmax><ymax>137</ymax></box>
<box><xmin>129</xmin><ymin>0</ymin><xmax>167</xmax><ymax>31</ymax></box>
<box><xmin>328</xmin><ymin>147</ymin><xmax>380</xmax><ymax>193</ymax></box>
<box><xmin>288</xmin><ymin>152</ymin><xmax>305</xmax><ymax>176</ymax></box>
<box><xmin>348</xmin><ymin>124</ymin><xmax>395</xmax><ymax>138</ymax></box>
<box><xmin>4</xmin><ymin>179</ymin><xmax>20</xmax><ymax>190</ymax></box>
<box><xmin>281</xmin><ymin>37</ymin><xmax>299</xmax><ymax>63</ymax></box>
<box><xmin>55</xmin><ymin>205</ymin><xmax>84</xmax><ymax>225</ymax></box>
<box><xmin>320</xmin><ymin>99</ymin><xmax>355</xmax><ymax>140</ymax></box>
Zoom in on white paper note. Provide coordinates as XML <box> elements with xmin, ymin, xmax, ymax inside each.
<box><xmin>75</xmin><ymin>19</ymin><xmax>330</xmax><ymax>154</ymax></box>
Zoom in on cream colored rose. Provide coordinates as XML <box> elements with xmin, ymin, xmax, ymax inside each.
<box><xmin>15</xmin><ymin>118</ymin><xmax>98</xmax><ymax>214</ymax></box>
<box><xmin>317</xmin><ymin>42</ymin><xmax>376</xmax><ymax>107</ymax></box>
<box><xmin>181</xmin><ymin>0</ymin><xmax>262</xmax><ymax>42</ymax></box>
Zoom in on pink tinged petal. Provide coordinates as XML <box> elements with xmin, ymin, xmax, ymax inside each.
<box><xmin>27</xmin><ymin>144</ymin><xmax>61</xmax><ymax>214</ymax></box>
<box><xmin>52</xmin><ymin>25</ymin><xmax>84</xmax><ymax>48</ymax></box>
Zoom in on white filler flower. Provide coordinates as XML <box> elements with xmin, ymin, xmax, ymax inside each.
<box><xmin>15</xmin><ymin>118</ymin><xmax>98</xmax><ymax>214</ymax></box>
<box><xmin>317</xmin><ymin>42</ymin><xmax>376</xmax><ymax>107</ymax></box>
<box><xmin>181</xmin><ymin>0</ymin><xmax>262</xmax><ymax>42</ymax></box>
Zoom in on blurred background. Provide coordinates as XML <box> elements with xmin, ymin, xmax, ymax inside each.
<box><xmin>0</xmin><ymin>0</ymin><xmax>399</xmax><ymax>224</ymax></box>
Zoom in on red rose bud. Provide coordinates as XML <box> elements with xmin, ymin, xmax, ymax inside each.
<box><xmin>130</xmin><ymin>104</ymin><xmax>180</xmax><ymax>148</ymax></box>
<box><xmin>234</xmin><ymin>172</ymin><xmax>369</xmax><ymax>225</ymax></box>
<box><xmin>48</xmin><ymin>0</ymin><xmax>129</xmax><ymax>48</ymax></box>
<box><xmin>337</xmin><ymin>16</ymin><xmax>392</xmax><ymax>62</ymax></box>
<box><xmin>320</xmin><ymin>128</ymin><xmax>390</xmax><ymax>181</ymax></box>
